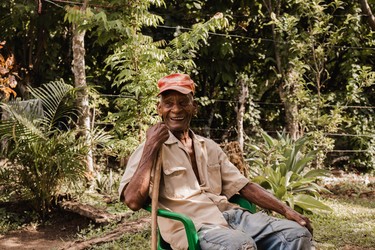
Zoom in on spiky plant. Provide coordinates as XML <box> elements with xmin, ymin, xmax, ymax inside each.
<box><xmin>247</xmin><ymin>131</ymin><xmax>331</xmax><ymax>214</ymax></box>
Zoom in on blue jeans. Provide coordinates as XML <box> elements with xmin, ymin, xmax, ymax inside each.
<box><xmin>197</xmin><ymin>209</ymin><xmax>312</xmax><ymax>250</ymax></box>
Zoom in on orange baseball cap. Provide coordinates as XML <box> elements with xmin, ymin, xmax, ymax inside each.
<box><xmin>157</xmin><ymin>73</ymin><xmax>195</xmax><ymax>96</ymax></box>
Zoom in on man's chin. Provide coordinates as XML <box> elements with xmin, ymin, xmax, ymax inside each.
<box><xmin>168</xmin><ymin>126</ymin><xmax>188</xmax><ymax>134</ymax></box>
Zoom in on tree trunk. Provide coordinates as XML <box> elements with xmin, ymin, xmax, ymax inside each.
<box><xmin>359</xmin><ymin>0</ymin><xmax>375</xmax><ymax>31</ymax></box>
<box><xmin>236</xmin><ymin>76</ymin><xmax>248</xmax><ymax>151</ymax></box>
<box><xmin>266</xmin><ymin>0</ymin><xmax>300</xmax><ymax>140</ymax></box>
<box><xmin>71</xmin><ymin>1</ymin><xmax>94</xmax><ymax>179</ymax></box>
<box><xmin>280</xmin><ymin>95</ymin><xmax>300</xmax><ymax>140</ymax></box>
<box><xmin>278</xmin><ymin>69</ymin><xmax>300</xmax><ymax>141</ymax></box>
<box><xmin>204</xmin><ymin>104</ymin><xmax>216</xmax><ymax>138</ymax></box>
<box><xmin>59</xmin><ymin>200</ymin><xmax>123</xmax><ymax>224</ymax></box>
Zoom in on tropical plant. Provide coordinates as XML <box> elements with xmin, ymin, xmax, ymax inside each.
<box><xmin>247</xmin><ymin>131</ymin><xmax>331</xmax><ymax>214</ymax></box>
<box><xmin>0</xmin><ymin>79</ymin><xmax>110</xmax><ymax>219</ymax></box>
<box><xmin>96</xmin><ymin>3</ymin><xmax>228</xmax><ymax>156</ymax></box>
<box><xmin>167</xmin><ymin>0</ymin><xmax>374</xmax><ymax>171</ymax></box>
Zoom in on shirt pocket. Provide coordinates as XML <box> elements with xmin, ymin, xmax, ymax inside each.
<box><xmin>162</xmin><ymin>165</ymin><xmax>192</xmax><ymax>198</ymax></box>
<box><xmin>207</xmin><ymin>162</ymin><xmax>222</xmax><ymax>194</ymax></box>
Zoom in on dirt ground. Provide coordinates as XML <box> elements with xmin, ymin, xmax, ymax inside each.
<box><xmin>0</xmin><ymin>172</ymin><xmax>373</xmax><ymax>250</ymax></box>
<box><xmin>0</xmin><ymin>211</ymin><xmax>91</xmax><ymax>250</ymax></box>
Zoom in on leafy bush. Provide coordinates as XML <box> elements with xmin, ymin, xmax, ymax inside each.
<box><xmin>0</xmin><ymin>79</ymin><xmax>109</xmax><ymax>219</ymax></box>
<box><xmin>247</xmin><ymin>131</ymin><xmax>331</xmax><ymax>213</ymax></box>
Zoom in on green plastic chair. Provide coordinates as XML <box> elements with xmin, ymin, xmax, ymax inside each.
<box><xmin>145</xmin><ymin>194</ymin><xmax>256</xmax><ymax>250</ymax></box>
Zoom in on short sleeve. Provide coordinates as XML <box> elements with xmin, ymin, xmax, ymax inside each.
<box><xmin>118</xmin><ymin>142</ymin><xmax>145</xmax><ymax>201</ymax></box>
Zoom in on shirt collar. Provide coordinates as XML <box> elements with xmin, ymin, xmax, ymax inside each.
<box><xmin>164</xmin><ymin>129</ymin><xmax>205</xmax><ymax>145</ymax></box>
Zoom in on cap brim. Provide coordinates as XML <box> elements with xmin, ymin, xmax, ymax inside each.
<box><xmin>157</xmin><ymin>86</ymin><xmax>193</xmax><ymax>96</ymax></box>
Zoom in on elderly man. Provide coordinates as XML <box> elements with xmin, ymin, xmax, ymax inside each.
<box><xmin>119</xmin><ymin>73</ymin><xmax>313</xmax><ymax>250</ymax></box>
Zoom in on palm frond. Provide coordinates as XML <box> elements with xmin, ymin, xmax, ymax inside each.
<box><xmin>89</xmin><ymin>127</ymin><xmax>113</xmax><ymax>149</ymax></box>
<box><xmin>0</xmin><ymin>102</ymin><xmax>46</xmax><ymax>141</ymax></box>
<box><xmin>29</xmin><ymin>79</ymin><xmax>76</xmax><ymax>131</ymax></box>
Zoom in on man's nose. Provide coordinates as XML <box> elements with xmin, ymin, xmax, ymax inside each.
<box><xmin>171</xmin><ymin>103</ymin><xmax>182</xmax><ymax>112</ymax></box>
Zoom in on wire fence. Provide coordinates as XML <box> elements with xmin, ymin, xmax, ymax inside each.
<box><xmin>94</xmin><ymin>93</ymin><xmax>375</xmax><ymax>154</ymax></box>
<box><xmin>98</xmin><ymin>93</ymin><xmax>375</xmax><ymax>108</ymax></box>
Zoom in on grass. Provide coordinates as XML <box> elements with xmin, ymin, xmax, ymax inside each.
<box><xmin>89</xmin><ymin>230</ymin><xmax>151</xmax><ymax>250</ymax></box>
<box><xmin>80</xmin><ymin>208</ymin><xmax>152</xmax><ymax>250</ymax></box>
<box><xmin>1</xmin><ymin>174</ymin><xmax>374</xmax><ymax>249</ymax></box>
<box><xmin>311</xmin><ymin>196</ymin><xmax>375</xmax><ymax>249</ymax></box>
<box><xmin>1</xmin><ymin>196</ymin><xmax>373</xmax><ymax>249</ymax></box>
<box><xmin>79</xmin><ymin>194</ymin><xmax>375</xmax><ymax>250</ymax></box>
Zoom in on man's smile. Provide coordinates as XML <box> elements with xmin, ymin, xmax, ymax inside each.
<box><xmin>170</xmin><ymin>116</ymin><xmax>184</xmax><ymax>121</ymax></box>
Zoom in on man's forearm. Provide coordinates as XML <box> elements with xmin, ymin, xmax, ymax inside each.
<box><xmin>239</xmin><ymin>182</ymin><xmax>291</xmax><ymax>216</ymax></box>
<box><xmin>240</xmin><ymin>182</ymin><xmax>314</xmax><ymax>234</ymax></box>
<box><xmin>124</xmin><ymin>144</ymin><xmax>159</xmax><ymax>211</ymax></box>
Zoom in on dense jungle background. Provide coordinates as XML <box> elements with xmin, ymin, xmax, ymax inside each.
<box><xmin>0</xmin><ymin>0</ymin><xmax>374</xmax><ymax>249</ymax></box>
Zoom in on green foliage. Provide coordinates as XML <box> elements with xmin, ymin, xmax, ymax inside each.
<box><xmin>104</xmin><ymin>39</ymin><xmax>167</xmax><ymax>156</ymax></box>
<box><xmin>64</xmin><ymin>6</ymin><xmax>94</xmax><ymax>26</ymax></box>
<box><xmin>0</xmin><ymin>0</ymin><xmax>73</xmax><ymax>87</ymax></box>
<box><xmin>74</xmin><ymin>0</ymin><xmax>166</xmax><ymax>157</ymax></box>
<box><xmin>341</xmin><ymin>65</ymin><xmax>375</xmax><ymax>171</ymax></box>
<box><xmin>248</xmin><ymin>131</ymin><xmax>331</xmax><ymax>213</ymax></box>
<box><xmin>0</xmin><ymin>80</ymin><xmax>109</xmax><ymax>219</ymax></box>
<box><xmin>3</xmin><ymin>133</ymin><xmax>87</xmax><ymax>219</ymax></box>
<box><xmin>94</xmin><ymin>169</ymin><xmax>118</xmax><ymax>196</ymax></box>
<box><xmin>236</xmin><ymin>0</ymin><xmax>375</xmax><ymax>171</ymax></box>
<box><xmin>2</xmin><ymin>0</ymin><xmax>375</xmax><ymax>174</ymax></box>
<box><xmin>166</xmin><ymin>13</ymin><xmax>229</xmax><ymax>71</ymax></box>
<box><xmin>89</xmin><ymin>2</ymin><xmax>229</xmax><ymax>156</ymax></box>
<box><xmin>0</xmin><ymin>207</ymin><xmax>28</xmax><ymax>234</ymax></box>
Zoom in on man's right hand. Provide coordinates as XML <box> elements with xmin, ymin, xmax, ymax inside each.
<box><xmin>123</xmin><ymin>122</ymin><xmax>169</xmax><ymax>211</ymax></box>
<box><xmin>146</xmin><ymin>122</ymin><xmax>170</xmax><ymax>149</ymax></box>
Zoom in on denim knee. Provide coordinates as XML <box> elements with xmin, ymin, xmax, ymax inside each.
<box><xmin>198</xmin><ymin>225</ymin><xmax>257</xmax><ymax>250</ymax></box>
<box><xmin>264</xmin><ymin>220</ymin><xmax>312</xmax><ymax>250</ymax></box>
<box><xmin>281</xmin><ymin>225</ymin><xmax>312</xmax><ymax>249</ymax></box>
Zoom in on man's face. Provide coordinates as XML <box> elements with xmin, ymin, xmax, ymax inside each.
<box><xmin>157</xmin><ymin>90</ymin><xmax>197</xmax><ymax>133</ymax></box>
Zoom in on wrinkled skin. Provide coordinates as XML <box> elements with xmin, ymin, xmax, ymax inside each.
<box><xmin>157</xmin><ymin>90</ymin><xmax>197</xmax><ymax>138</ymax></box>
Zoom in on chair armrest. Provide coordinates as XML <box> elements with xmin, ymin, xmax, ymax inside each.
<box><xmin>229</xmin><ymin>194</ymin><xmax>256</xmax><ymax>213</ymax></box>
<box><xmin>145</xmin><ymin>205</ymin><xmax>200</xmax><ymax>250</ymax></box>
<box><xmin>144</xmin><ymin>195</ymin><xmax>254</xmax><ymax>250</ymax></box>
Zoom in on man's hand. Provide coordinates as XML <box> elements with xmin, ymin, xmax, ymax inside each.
<box><xmin>146</xmin><ymin>122</ymin><xmax>169</xmax><ymax>149</ymax></box>
<box><xmin>284</xmin><ymin>208</ymin><xmax>313</xmax><ymax>235</ymax></box>
<box><xmin>240</xmin><ymin>183</ymin><xmax>313</xmax><ymax>235</ymax></box>
<box><xmin>123</xmin><ymin>122</ymin><xmax>169</xmax><ymax>211</ymax></box>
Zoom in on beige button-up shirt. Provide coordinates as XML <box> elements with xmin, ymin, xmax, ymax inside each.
<box><xmin>118</xmin><ymin>131</ymin><xmax>249</xmax><ymax>250</ymax></box>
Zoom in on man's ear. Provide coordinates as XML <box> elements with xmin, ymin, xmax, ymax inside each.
<box><xmin>157</xmin><ymin>101</ymin><xmax>162</xmax><ymax>116</ymax></box>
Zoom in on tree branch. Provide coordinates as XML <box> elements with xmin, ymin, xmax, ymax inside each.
<box><xmin>359</xmin><ymin>0</ymin><xmax>375</xmax><ymax>31</ymax></box>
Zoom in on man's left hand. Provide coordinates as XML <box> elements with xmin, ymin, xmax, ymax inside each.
<box><xmin>285</xmin><ymin>209</ymin><xmax>313</xmax><ymax>235</ymax></box>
